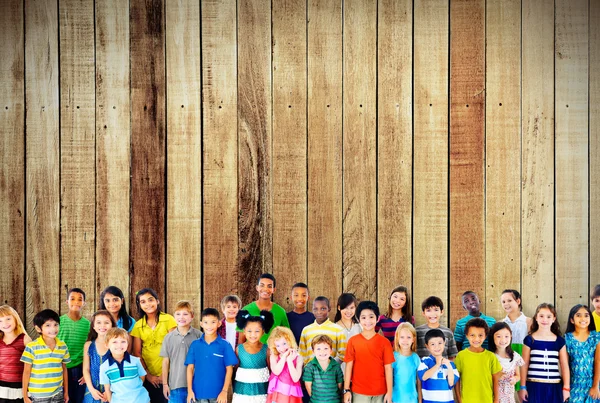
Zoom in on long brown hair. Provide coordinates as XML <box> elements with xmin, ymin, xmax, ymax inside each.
<box><xmin>530</xmin><ymin>303</ymin><xmax>561</xmax><ymax>336</ymax></box>
<box><xmin>386</xmin><ymin>286</ymin><xmax>412</xmax><ymax>322</ymax></box>
<box><xmin>87</xmin><ymin>310</ymin><xmax>117</xmax><ymax>341</ymax></box>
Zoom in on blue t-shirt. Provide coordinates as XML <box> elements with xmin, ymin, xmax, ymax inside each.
<box><xmin>287</xmin><ymin>311</ymin><xmax>316</xmax><ymax>344</ymax></box>
<box><xmin>184</xmin><ymin>334</ymin><xmax>238</xmax><ymax>399</ymax></box>
<box><xmin>392</xmin><ymin>351</ymin><xmax>420</xmax><ymax>403</ymax></box>
<box><xmin>417</xmin><ymin>355</ymin><xmax>459</xmax><ymax>403</ymax></box>
<box><xmin>99</xmin><ymin>353</ymin><xmax>149</xmax><ymax>403</ymax></box>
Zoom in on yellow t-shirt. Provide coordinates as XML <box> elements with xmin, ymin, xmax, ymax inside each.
<box><xmin>455</xmin><ymin>348</ymin><xmax>502</xmax><ymax>403</ymax></box>
<box><xmin>130</xmin><ymin>312</ymin><xmax>177</xmax><ymax>376</ymax></box>
<box><xmin>593</xmin><ymin>311</ymin><xmax>600</xmax><ymax>332</ymax></box>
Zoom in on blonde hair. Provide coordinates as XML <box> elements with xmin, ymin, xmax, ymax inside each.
<box><xmin>311</xmin><ymin>334</ymin><xmax>333</xmax><ymax>350</ymax></box>
<box><xmin>394</xmin><ymin>322</ymin><xmax>417</xmax><ymax>352</ymax></box>
<box><xmin>0</xmin><ymin>305</ymin><xmax>26</xmax><ymax>339</ymax></box>
<box><xmin>105</xmin><ymin>327</ymin><xmax>128</xmax><ymax>343</ymax></box>
<box><xmin>220</xmin><ymin>295</ymin><xmax>242</xmax><ymax>311</ymax></box>
<box><xmin>267</xmin><ymin>326</ymin><xmax>297</xmax><ymax>355</ymax></box>
<box><xmin>174</xmin><ymin>300</ymin><xmax>194</xmax><ymax>316</ymax></box>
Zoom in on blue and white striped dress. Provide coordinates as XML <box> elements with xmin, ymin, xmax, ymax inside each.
<box><xmin>523</xmin><ymin>335</ymin><xmax>565</xmax><ymax>403</ymax></box>
<box><xmin>417</xmin><ymin>355</ymin><xmax>460</xmax><ymax>403</ymax></box>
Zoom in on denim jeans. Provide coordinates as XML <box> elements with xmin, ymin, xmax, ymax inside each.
<box><xmin>168</xmin><ymin>388</ymin><xmax>188</xmax><ymax>403</ymax></box>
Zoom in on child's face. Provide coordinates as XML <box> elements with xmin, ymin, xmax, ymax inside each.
<box><xmin>570</xmin><ymin>307</ymin><xmax>591</xmax><ymax>330</ymax></box>
<box><xmin>138</xmin><ymin>293</ymin><xmax>158</xmax><ymax>315</ymax></box>
<box><xmin>103</xmin><ymin>293</ymin><xmax>123</xmax><ymax>315</ymax></box>
<box><xmin>312</xmin><ymin>300</ymin><xmax>330</xmax><ymax>323</ymax></box>
<box><xmin>67</xmin><ymin>292</ymin><xmax>85</xmax><ymax>313</ymax></box>
<box><xmin>390</xmin><ymin>292</ymin><xmax>407</xmax><ymax>311</ymax></box>
<box><xmin>339</xmin><ymin>302</ymin><xmax>356</xmax><ymax>322</ymax></box>
<box><xmin>36</xmin><ymin>319</ymin><xmax>59</xmax><ymax>339</ymax></box>
<box><xmin>223</xmin><ymin>302</ymin><xmax>240</xmax><ymax>320</ymax></box>
<box><xmin>0</xmin><ymin>315</ymin><xmax>17</xmax><ymax>334</ymax></box>
<box><xmin>200</xmin><ymin>314</ymin><xmax>220</xmax><ymax>336</ymax></box>
<box><xmin>426</xmin><ymin>337</ymin><xmax>446</xmax><ymax>357</ymax></box>
<box><xmin>93</xmin><ymin>314</ymin><xmax>113</xmax><ymax>336</ymax></box>
<box><xmin>462</xmin><ymin>293</ymin><xmax>480</xmax><ymax>315</ymax></box>
<box><xmin>274</xmin><ymin>337</ymin><xmax>290</xmax><ymax>355</ymax></box>
<box><xmin>422</xmin><ymin>306</ymin><xmax>442</xmax><ymax>325</ymax></box>
<box><xmin>465</xmin><ymin>326</ymin><xmax>486</xmax><ymax>349</ymax></box>
<box><xmin>501</xmin><ymin>292</ymin><xmax>520</xmax><ymax>314</ymax></box>
<box><xmin>535</xmin><ymin>308</ymin><xmax>555</xmax><ymax>329</ymax></box>
<box><xmin>244</xmin><ymin>321</ymin><xmax>264</xmax><ymax>343</ymax></box>
<box><xmin>493</xmin><ymin>328</ymin><xmax>512</xmax><ymax>350</ymax></box>
<box><xmin>359</xmin><ymin>308</ymin><xmax>377</xmax><ymax>331</ymax></box>
<box><xmin>107</xmin><ymin>336</ymin><xmax>128</xmax><ymax>356</ymax></box>
<box><xmin>592</xmin><ymin>296</ymin><xmax>600</xmax><ymax>314</ymax></box>
<box><xmin>313</xmin><ymin>342</ymin><xmax>332</xmax><ymax>361</ymax></box>
<box><xmin>397</xmin><ymin>329</ymin><xmax>414</xmax><ymax>351</ymax></box>
<box><xmin>291</xmin><ymin>287</ymin><xmax>309</xmax><ymax>311</ymax></box>
<box><xmin>256</xmin><ymin>278</ymin><xmax>275</xmax><ymax>301</ymax></box>
<box><xmin>174</xmin><ymin>309</ymin><xmax>194</xmax><ymax>327</ymax></box>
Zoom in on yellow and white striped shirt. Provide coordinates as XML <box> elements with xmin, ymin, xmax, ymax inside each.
<box><xmin>298</xmin><ymin>319</ymin><xmax>347</xmax><ymax>365</ymax></box>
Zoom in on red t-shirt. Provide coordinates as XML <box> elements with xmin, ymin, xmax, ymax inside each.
<box><xmin>344</xmin><ymin>333</ymin><xmax>395</xmax><ymax>395</ymax></box>
<box><xmin>0</xmin><ymin>333</ymin><xmax>26</xmax><ymax>384</ymax></box>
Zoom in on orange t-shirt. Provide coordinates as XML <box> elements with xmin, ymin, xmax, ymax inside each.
<box><xmin>344</xmin><ymin>333</ymin><xmax>395</xmax><ymax>395</ymax></box>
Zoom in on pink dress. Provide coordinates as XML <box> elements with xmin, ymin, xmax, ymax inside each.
<box><xmin>266</xmin><ymin>355</ymin><xmax>303</xmax><ymax>403</ymax></box>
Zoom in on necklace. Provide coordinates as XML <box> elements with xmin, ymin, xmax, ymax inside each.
<box><xmin>339</xmin><ymin>319</ymin><xmax>352</xmax><ymax>331</ymax></box>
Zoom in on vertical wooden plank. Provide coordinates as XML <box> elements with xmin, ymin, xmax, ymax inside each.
<box><xmin>0</xmin><ymin>0</ymin><xmax>25</xmax><ymax>315</ymax></box>
<box><xmin>165</xmin><ymin>0</ymin><xmax>202</xmax><ymax>317</ymax></box>
<box><xmin>413</xmin><ymin>0</ymin><xmax>449</xmax><ymax>326</ymax></box>
<box><xmin>130</xmin><ymin>0</ymin><xmax>166</xmax><ymax>308</ymax></box>
<box><xmin>591</xmin><ymin>0</ymin><xmax>600</xmax><ymax>288</ymax></box>
<box><xmin>485</xmin><ymin>0</ymin><xmax>521</xmax><ymax>320</ymax></box>
<box><xmin>522</xmin><ymin>0</ymin><xmax>554</xmax><ymax>316</ymax></box>
<box><xmin>95</xmin><ymin>0</ymin><xmax>130</xmax><ymax>296</ymax></box>
<box><xmin>202</xmin><ymin>0</ymin><xmax>238</xmax><ymax>309</ymax></box>
<box><xmin>25</xmin><ymin>0</ymin><xmax>60</xmax><ymax>329</ymax></box>
<box><xmin>342</xmin><ymin>0</ymin><xmax>377</xmax><ymax>302</ymax></box>
<box><xmin>59</xmin><ymin>0</ymin><xmax>96</xmax><ymax>313</ymax></box>
<box><xmin>449</xmin><ymin>0</ymin><xmax>485</xmax><ymax>327</ymax></box>
<box><xmin>555</xmin><ymin>0</ymin><xmax>588</xmax><ymax>325</ymax></box>
<box><xmin>272</xmin><ymin>0</ymin><xmax>307</xmax><ymax>310</ymax></box>
<box><xmin>377</xmin><ymin>0</ymin><xmax>412</xmax><ymax>306</ymax></box>
<box><xmin>307</xmin><ymin>0</ymin><xmax>342</xmax><ymax>301</ymax></box>
<box><xmin>237</xmin><ymin>0</ymin><xmax>273</xmax><ymax>304</ymax></box>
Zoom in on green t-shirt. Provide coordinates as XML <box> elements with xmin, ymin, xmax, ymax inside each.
<box><xmin>242</xmin><ymin>301</ymin><xmax>290</xmax><ymax>343</ymax></box>
<box><xmin>57</xmin><ymin>314</ymin><xmax>91</xmax><ymax>368</ymax></box>
<box><xmin>455</xmin><ymin>348</ymin><xmax>502</xmax><ymax>403</ymax></box>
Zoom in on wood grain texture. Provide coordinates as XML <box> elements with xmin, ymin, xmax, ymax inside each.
<box><xmin>0</xmin><ymin>0</ymin><xmax>25</xmax><ymax>315</ymax></box>
<box><xmin>413</xmin><ymin>0</ymin><xmax>449</xmax><ymax>327</ymax></box>
<box><xmin>449</xmin><ymin>0</ymin><xmax>485</xmax><ymax>327</ymax></box>
<box><xmin>307</xmin><ymin>0</ymin><xmax>342</xmax><ymax>301</ymax></box>
<box><xmin>201</xmin><ymin>0</ymin><xmax>238</xmax><ymax>309</ymax></box>
<box><xmin>591</xmin><ymin>0</ymin><xmax>600</xmax><ymax>289</ymax></box>
<box><xmin>272</xmin><ymin>0</ymin><xmax>307</xmax><ymax>310</ymax></box>
<box><xmin>377</xmin><ymin>0</ymin><xmax>412</xmax><ymax>306</ymax></box>
<box><xmin>485</xmin><ymin>0</ymin><xmax>521</xmax><ymax>320</ymax></box>
<box><xmin>554</xmin><ymin>0</ymin><xmax>588</xmax><ymax>324</ymax></box>
<box><xmin>342</xmin><ymin>0</ymin><xmax>377</xmax><ymax>302</ymax></box>
<box><xmin>129</xmin><ymin>0</ymin><xmax>166</xmax><ymax>307</ymax></box>
<box><xmin>521</xmin><ymin>0</ymin><xmax>554</xmax><ymax>316</ymax></box>
<box><xmin>237</xmin><ymin>0</ymin><xmax>273</xmax><ymax>305</ymax></box>
<box><xmin>59</xmin><ymin>0</ymin><xmax>96</xmax><ymax>313</ymax></box>
<box><xmin>166</xmin><ymin>0</ymin><xmax>201</xmax><ymax>315</ymax></box>
<box><xmin>25</xmin><ymin>0</ymin><xmax>60</xmax><ymax>330</ymax></box>
<box><xmin>95</xmin><ymin>0</ymin><xmax>131</xmax><ymax>297</ymax></box>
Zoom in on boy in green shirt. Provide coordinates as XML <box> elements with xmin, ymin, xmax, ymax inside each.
<box><xmin>303</xmin><ymin>335</ymin><xmax>344</xmax><ymax>403</ymax></box>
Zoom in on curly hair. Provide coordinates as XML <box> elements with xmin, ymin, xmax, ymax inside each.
<box><xmin>267</xmin><ymin>326</ymin><xmax>297</xmax><ymax>355</ymax></box>
<box><xmin>236</xmin><ymin>309</ymin><xmax>275</xmax><ymax>334</ymax></box>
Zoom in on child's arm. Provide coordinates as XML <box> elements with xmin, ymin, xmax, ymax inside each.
<box><xmin>63</xmin><ymin>362</ymin><xmax>70</xmax><ymax>403</ymax></box>
<box><xmin>492</xmin><ymin>370</ymin><xmax>502</xmax><ymax>403</ymax></box>
<box><xmin>217</xmin><ymin>366</ymin><xmax>233</xmax><ymax>403</ymax></box>
<box><xmin>104</xmin><ymin>384</ymin><xmax>112</xmax><ymax>402</ymax></box>
<box><xmin>442</xmin><ymin>358</ymin><xmax>455</xmax><ymax>387</ymax></box>
<box><xmin>518</xmin><ymin>343</ymin><xmax>530</xmax><ymax>402</ymax></box>
<box><xmin>559</xmin><ymin>344</ymin><xmax>570</xmax><ymax>402</ymax></box>
<box><xmin>22</xmin><ymin>362</ymin><xmax>32</xmax><ymax>403</ymax></box>
<box><xmin>161</xmin><ymin>356</ymin><xmax>170</xmax><ymax>399</ymax></box>
<box><xmin>343</xmin><ymin>361</ymin><xmax>353</xmax><ymax>403</ymax></box>
<box><xmin>186</xmin><ymin>364</ymin><xmax>196</xmax><ymax>403</ymax></box>
<box><xmin>417</xmin><ymin>377</ymin><xmax>423</xmax><ymax>403</ymax></box>
<box><xmin>287</xmin><ymin>350</ymin><xmax>303</xmax><ymax>383</ymax></box>
<box><xmin>83</xmin><ymin>342</ymin><xmax>104</xmax><ymax>401</ymax></box>
<box><xmin>270</xmin><ymin>351</ymin><xmax>288</xmax><ymax>375</ymax></box>
<box><xmin>591</xmin><ymin>342</ymin><xmax>600</xmax><ymax>400</ymax></box>
<box><xmin>384</xmin><ymin>363</ymin><xmax>393</xmax><ymax>403</ymax></box>
<box><xmin>305</xmin><ymin>381</ymin><xmax>312</xmax><ymax>397</ymax></box>
<box><xmin>421</xmin><ymin>357</ymin><xmax>442</xmax><ymax>381</ymax></box>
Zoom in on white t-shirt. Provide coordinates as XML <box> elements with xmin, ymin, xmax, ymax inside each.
<box><xmin>225</xmin><ymin>320</ymin><xmax>237</xmax><ymax>350</ymax></box>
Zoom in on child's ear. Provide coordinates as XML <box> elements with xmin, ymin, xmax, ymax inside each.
<box><xmin>217</xmin><ymin>320</ymin><xmax>222</xmax><ymax>328</ymax></box>
<box><xmin>34</xmin><ymin>325</ymin><xmax>41</xmax><ymax>333</ymax></box>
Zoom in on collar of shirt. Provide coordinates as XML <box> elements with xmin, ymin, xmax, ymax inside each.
<box><xmin>107</xmin><ymin>351</ymin><xmax>132</xmax><ymax>377</ymax></box>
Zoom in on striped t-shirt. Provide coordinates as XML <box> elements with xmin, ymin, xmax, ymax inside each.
<box><xmin>299</xmin><ymin>320</ymin><xmax>347</xmax><ymax>365</ymax></box>
<box><xmin>20</xmin><ymin>337</ymin><xmax>71</xmax><ymax>398</ymax></box>
<box><xmin>523</xmin><ymin>335</ymin><xmax>565</xmax><ymax>382</ymax></box>
<box><xmin>57</xmin><ymin>314</ymin><xmax>90</xmax><ymax>368</ymax></box>
<box><xmin>302</xmin><ymin>357</ymin><xmax>344</xmax><ymax>403</ymax></box>
<box><xmin>417</xmin><ymin>355</ymin><xmax>459</xmax><ymax>403</ymax></box>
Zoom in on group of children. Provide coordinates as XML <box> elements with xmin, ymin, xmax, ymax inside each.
<box><xmin>1</xmin><ymin>278</ymin><xmax>600</xmax><ymax>403</ymax></box>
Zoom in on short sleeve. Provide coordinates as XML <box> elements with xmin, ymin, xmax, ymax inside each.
<box><xmin>514</xmin><ymin>352</ymin><xmax>525</xmax><ymax>367</ymax></box>
<box><xmin>523</xmin><ymin>335</ymin><xmax>534</xmax><ymax>348</ymax></box>
<box><xmin>454</xmin><ymin>320</ymin><xmax>465</xmax><ymax>344</ymax></box>
<box><xmin>128</xmin><ymin>317</ymin><xmax>137</xmax><ymax>333</ymax></box>
<box><xmin>159</xmin><ymin>333</ymin><xmax>172</xmax><ymax>358</ymax></box>
<box><xmin>130</xmin><ymin>320</ymin><xmax>143</xmax><ymax>338</ymax></box>
<box><xmin>223</xmin><ymin>341</ymin><xmax>238</xmax><ymax>367</ymax></box>
<box><xmin>278</xmin><ymin>306</ymin><xmax>290</xmax><ymax>328</ymax></box>
<box><xmin>164</xmin><ymin>314</ymin><xmax>177</xmax><ymax>330</ymax></box>
<box><xmin>417</xmin><ymin>359</ymin><xmax>430</xmax><ymax>381</ymax></box>
<box><xmin>335</xmin><ymin>364</ymin><xmax>344</xmax><ymax>383</ymax></box>
<box><xmin>20</xmin><ymin>343</ymin><xmax>35</xmax><ymax>364</ymax></box>
<box><xmin>184</xmin><ymin>342</ymin><xmax>197</xmax><ymax>366</ymax></box>
<box><xmin>490</xmin><ymin>353</ymin><xmax>502</xmax><ymax>374</ymax></box>
<box><xmin>136</xmin><ymin>357</ymin><xmax>147</xmax><ymax>376</ymax></box>
<box><xmin>99</xmin><ymin>361</ymin><xmax>109</xmax><ymax>385</ymax></box>
<box><xmin>62</xmin><ymin>346</ymin><xmax>71</xmax><ymax>364</ymax></box>
<box><xmin>382</xmin><ymin>339</ymin><xmax>395</xmax><ymax>365</ymax></box>
<box><xmin>555</xmin><ymin>336</ymin><xmax>566</xmax><ymax>350</ymax></box>
<box><xmin>412</xmin><ymin>353</ymin><xmax>421</xmax><ymax>369</ymax></box>
<box><xmin>449</xmin><ymin>361</ymin><xmax>460</xmax><ymax>383</ymax></box>
<box><xmin>302</xmin><ymin>363</ymin><xmax>314</xmax><ymax>382</ymax></box>
<box><xmin>454</xmin><ymin>351</ymin><xmax>464</xmax><ymax>373</ymax></box>
<box><xmin>343</xmin><ymin>337</ymin><xmax>356</xmax><ymax>363</ymax></box>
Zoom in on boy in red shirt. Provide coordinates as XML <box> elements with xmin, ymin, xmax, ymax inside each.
<box><xmin>343</xmin><ymin>300</ymin><xmax>395</xmax><ymax>403</ymax></box>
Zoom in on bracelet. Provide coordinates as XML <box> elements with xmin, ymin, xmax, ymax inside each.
<box><xmin>519</xmin><ymin>385</ymin><xmax>527</xmax><ymax>390</ymax></box>
<box><xmin>563</xmin><ymin>387</ymin><xmax>571</xmax><ymax>392</ymax></box>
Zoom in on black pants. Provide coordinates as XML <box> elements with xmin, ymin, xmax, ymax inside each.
<box><xmin>67</xmin><ymin>365</ymin><xmax>86</xmax><ymax>403</ymax></box>
<box><xmin>144</xmin><ymin>379</ymin><xmax>167</xmax><ymax>403</ymax></box>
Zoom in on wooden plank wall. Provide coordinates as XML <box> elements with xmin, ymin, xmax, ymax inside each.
<box><xmin>1</xmin><ymin>0</ymin><xmax>597</xmax><ymax>330</ymax></box>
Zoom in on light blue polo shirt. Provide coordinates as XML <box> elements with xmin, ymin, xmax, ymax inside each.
<box><xmin>99</xmin><ymin>352</ymin><xmax>149</xmax><ymax>403</ymax></box>
<box><xmin>184</xmin><ymin>334</ymin><xmax>238</xmax><ymax>399</ymax></box>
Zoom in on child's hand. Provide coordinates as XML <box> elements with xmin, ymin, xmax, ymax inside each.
<box><xmin>383</xmin><ymin>392</ymin><xmax>392</xmax><ymax>403</ymax></box>
<box><xmin>435</xmin><ymin>355</ymin><xmax>443</xmax><ymax>366</ymax></box>
<box><xmin>64</xmin><ymin>389</ymin><xmax>69</xmax><ymax>403</ymax></box>
<box><xmin>24</xmin><ymin>396</ymin><xmax>32</xmax><ymax>403</ymax></box>
<box><xmin>509</xmin><ymin>375</ymin><xmax>518</xmax><ymax>385</ymax></box>
<box><xmin>287</xmin><ymin>349</ymin><xmax>298</xmax><ymax>361</ymax></box>
<box><xmin>589</xmin><ymin>386</ymin><xmax>600</xmax><ymax>400</ymax></box>
<box><xmin>343</xmin><ymin>390</ymin><xmax>352</xmax><ymax>403</ymax></box>
<box><xmin>187</xmin><ymin>391</ymin><xmax>196</xmax><ymax>403</ymax></box>
<box><xmin>163</xmin><ymin>384</ymin><xmax>170</xmax><ymax>399</ymax></box>
<box><xmin>147</xmin><ymin>373</ymin><xmax>162</xmax><ymax>388</ymax></box>
<box><xmin>519</xmin><ymin>389</ymin><xmax>528</xmax><ymax>402</ymax></box>
<box><xmin>78</xmin><ymin>376</ymin><xmax>86</xmax><ymax>385</ymax></box>
<box><xmin>440</xmin><ymin>358</ymin><xmax>450</xmax><ymax>367</ymax></box>
<box><xmin>90</xmin><ymin>388</ymin><xmax>105</xmax><ymax>401</ymax></box>
<box><xmin>562</xmin><ymin>389</ymin><xmax>570</xmax><ymax>402</ymax></box>
<box><xmin>217</xmin><ymin>389</ymin><xmax>227</xmax><ymax>403</ymax></box>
